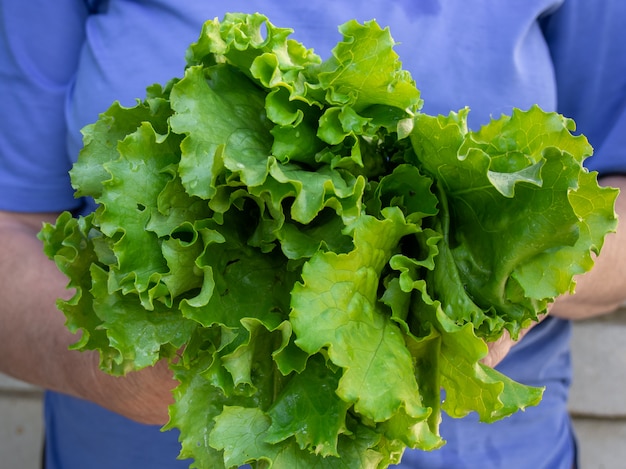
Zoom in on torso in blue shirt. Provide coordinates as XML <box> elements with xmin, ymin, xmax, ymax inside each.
<box><xmin>2</xmin><ymin>1</ymin><xmax>625</xmax><ymax>468</ymax></box>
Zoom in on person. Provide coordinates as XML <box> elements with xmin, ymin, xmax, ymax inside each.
<box><xmin>1</xmin><ymin>1</ymin><xmax>624</xmax><ymax>468</ymax></box>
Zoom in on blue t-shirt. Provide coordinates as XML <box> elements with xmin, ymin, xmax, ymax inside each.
<box><xmin>1</xmin><ymin>1</ymin><xmax>625</xmax><ymax>468</ymax></box>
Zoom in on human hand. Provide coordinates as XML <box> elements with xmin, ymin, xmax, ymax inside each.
<box><xmin>481</xmin><ymin>314</ymin><xmax>546</xmax><ymax>368</ymax></box>
<box><xmin>76</xmin><ymin>353</ymin><xmax>177</xmax><ymax>426</ymax></box>
<box><xmin>481</xmin><ymin>328</ymin><xmax>519</xmax><ymax>368</ymax></box>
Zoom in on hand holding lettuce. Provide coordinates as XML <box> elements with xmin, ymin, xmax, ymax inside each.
<box><xmin>39</xmin><ymin>13</ymin><xmax>618</xmax><ymax>468</ymax></box>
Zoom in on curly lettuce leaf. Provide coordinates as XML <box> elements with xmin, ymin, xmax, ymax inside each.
<box><xmin>409</xmin><ymin>106</ymin><xmax>618</xmax><ymax>340</ymax></box>
<box><xmin>291</xmin><ymin>209</ymin><xmax>428</xmax><ymax>424</ymax></box>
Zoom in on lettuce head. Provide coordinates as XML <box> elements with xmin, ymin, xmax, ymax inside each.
<box><xmin>39</xmin><ymin>12</ymin><xmax>618</xmax><ymax>469</ymax></box>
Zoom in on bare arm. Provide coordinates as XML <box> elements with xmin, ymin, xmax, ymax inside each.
<box><xmin>550</xmin><ymin>175</ymin><xmax>626</xmax><ymax>319</ymax></box>
<box><xmin>0</xmin><ymin>210</ymin><xmax>175</xmax><ymax>425</ymax></box>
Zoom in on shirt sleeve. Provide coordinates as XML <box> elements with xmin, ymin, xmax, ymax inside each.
<box><xmin>541</xmin><ymin>0</ymin><xmax>626</xmax><ymax>176</ymax></box>
<box><xmin>0</xmin><ymin>0</ymin><xmax>91</xmax><ymax>212</ymax></box>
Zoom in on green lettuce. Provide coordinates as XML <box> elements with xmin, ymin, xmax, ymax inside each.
<box><xmin>39</xmin><ymin>13</ymin><xmax>618</xmax><ymax>469</ymax></box>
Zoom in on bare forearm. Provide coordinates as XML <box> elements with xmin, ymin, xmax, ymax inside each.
<box><xmin>0</xmin><ymin>210</ymin><xmax>174</xmax><ymax>425</ymax></box>
<box><xmin>551</xmin><ymin>175</ymin><xmax>626</xmax><ymax>320</ymax></box>
<box><xmin>0</xmin><ymin>210</ymin><xmax>80</xmax><ymax>389</ymax></box>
